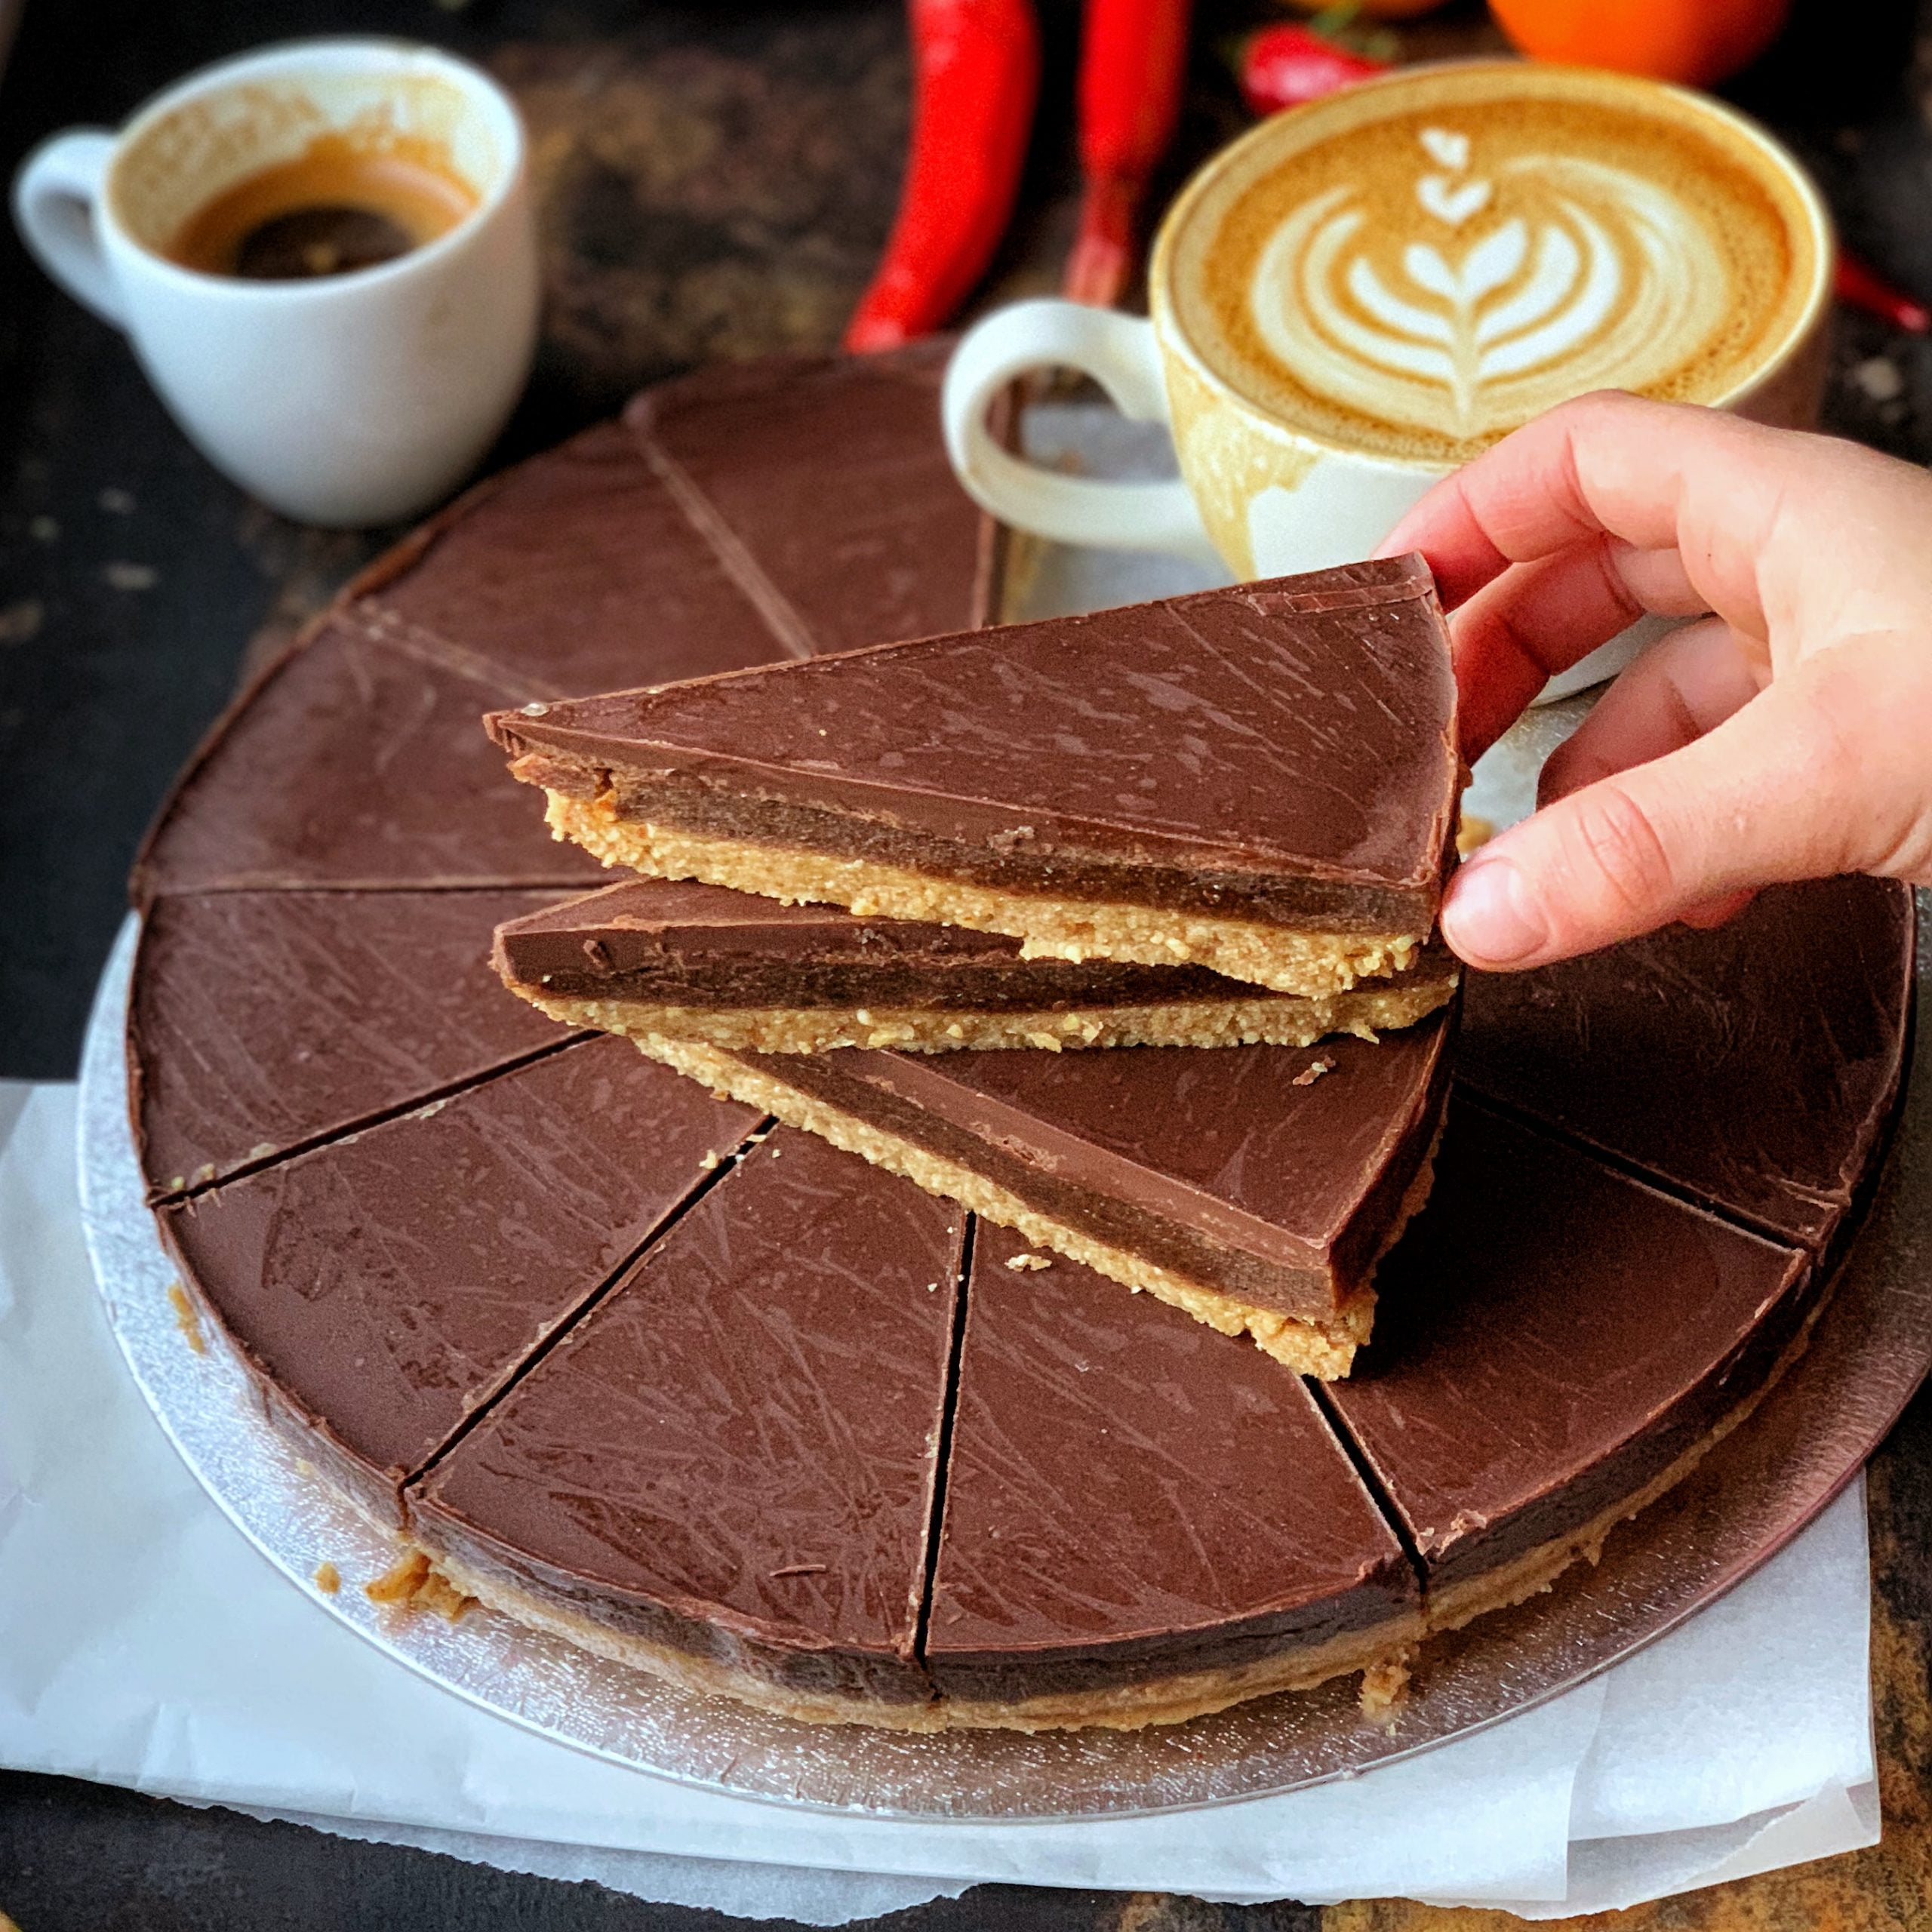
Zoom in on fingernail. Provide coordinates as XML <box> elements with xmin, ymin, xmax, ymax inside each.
<box><xmin>1444</xmin><ymin>857</ymin><xmax>1547</xmax><ymax>966</ymax></box>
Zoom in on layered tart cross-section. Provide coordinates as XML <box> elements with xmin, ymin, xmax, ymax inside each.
<box><xmin>635</xmin><ymin>1011</ymin><xmax>1454</xmax><ymax>1378</ymax></box>
<box><xmin>487</xmin><ymin>555</ymin><xmax>1460</xmax><ymax>997</ymax></box>
<box><xmin>494</xmin><ymin>877</ymin><xmax>1460</xmax><ymax>1056</ymax></box>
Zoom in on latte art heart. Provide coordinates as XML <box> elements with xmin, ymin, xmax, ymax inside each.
<box><xmin>1167</xmin><ymin>73</ymin><xmax>1821</xmax><ymax>465</ymax></box>
<box><xmin>1248</xmin><ymin>135</ymin><xmax>1729</xmax><ymax>442</ymax></box>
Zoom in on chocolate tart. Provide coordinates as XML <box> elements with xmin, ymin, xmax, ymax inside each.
<box><xmin>485</xmin><ymin>556</ymin><xmax>1460</xmax><ymax>997</ymax></box>
<box><xmin>1457</xmin><ymin>875</ymin><xmax>1915</xmax><ymax>1252</ymax></box>
<box><xmin>128</xmin><ymin>346</ymin><xmax>1914</xmax><ymax>1731</ymax></box>
<box><xmin>494</xmin><ymin>877</ymin><xmax>1459</xmax><ymax>1055</ymax></box>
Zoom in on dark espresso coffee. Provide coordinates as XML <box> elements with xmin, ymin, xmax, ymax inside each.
<box><xmin>168</xmin><ymin>134</ymin><xmax>478</xmax><ymax>281</ymax></box>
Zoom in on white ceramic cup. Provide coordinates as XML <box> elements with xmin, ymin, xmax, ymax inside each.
<box><xmin>944</xmin><ymin>65</ymin><xmax>1833</xmax><ymax>700</ymax></box>
<box><xmin>12</xmin><ymin>38</ymin><xmax>540</xmax><ymax>528</ymax></box>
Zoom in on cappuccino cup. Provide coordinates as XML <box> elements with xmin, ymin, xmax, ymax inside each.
<box><xmin>12</xmin><ymin>39</ymin><xmax>540</xmax><ymax>528</ymax></box>
<box><xmin>945</xmin><ymin>63</ymin><xmax>1833</xmax><ymax>697</ymax></box>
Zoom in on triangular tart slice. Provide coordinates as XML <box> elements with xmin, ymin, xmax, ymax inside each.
<box><xmin>494</xmin><ymin>876</ymin><xmax>1459</xmax><ymax>1055</ymax></box>
<box><xmin>632</xmin><ymin>1005</ymin><xmax>1454</xmax><ymax>1379</ymax></box>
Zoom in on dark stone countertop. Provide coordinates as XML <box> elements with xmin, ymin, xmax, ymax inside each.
<box><xmin>3</xmin><ymin>1</ymin><xmax>1930</xmax><ymax>1926</ymax></box>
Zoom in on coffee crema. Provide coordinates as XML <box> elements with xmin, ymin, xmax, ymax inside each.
<box><xmin>168</xmin><ymin>131</ymin><xmax>478</xmax><ymax>281</ymax></box>
<box><xmin>1163</xmin><ymin>66</ymin><xmax>1824</xmax><ymax>466</ymax></box>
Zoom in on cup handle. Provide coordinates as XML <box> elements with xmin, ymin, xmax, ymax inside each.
<box><xmin>943</xmin><ymin>300</ymin><xmax>1220</xmax><ymax>566</ymax></box>
<box><xmin>13</xmin><ymin>131</ymin><xmax>125</xmax><ymax>329</ymax></box>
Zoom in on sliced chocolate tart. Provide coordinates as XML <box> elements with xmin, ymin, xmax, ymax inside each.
<box><xmin>486</xmin><ymin>556</ymin><xmax>1460</xmax><ymax>997</ymax></box>
<box><xmin>161</xmin><ymin>1036</ymin><xmax>760</xmax><ymax>1527</ymax></box>
<box><xmin>408</xmin><ymin>1130</ymin><xmax>965</xmax><ymax>1725</ymax></box>
<box><xmin>924</xmin><ymin>1224</ymin><xmax>1422</xmax><ymax>1730</ymax></box>
<box><xmin>494</xmin><ymin>876</ymin><xmax>1459</xmax><ymax>1055</ymax></box>
<box><xmin>633</xmin><ymin>1010</ymin><xmax>1454</xmax><ymax>1379</ymax></box>
<box><xmin>132</xmin><ymin>888</ymin><xmax>576</xmax><ymax>1200</ymax></box>
<box><xmin>1324</xmin><ymin>1095</ymin><xmax>1816</xmax><ymax>1629</ymax></box>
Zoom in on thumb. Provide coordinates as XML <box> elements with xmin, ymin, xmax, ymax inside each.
<box><xmin>1441</xmin><ymin>669</ymin><xmax>1869</xmax><ymax>969</ymax></box>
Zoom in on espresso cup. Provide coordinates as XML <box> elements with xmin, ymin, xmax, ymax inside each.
<box><xmin>945</xmin><ymin>63</ymin><xmax>1833</xmax><ymax>697</ymax></box>
<box><xmin>12</xmin><ymin>38</ymin><xmax>540</xmax><ymax>527</ymax></box>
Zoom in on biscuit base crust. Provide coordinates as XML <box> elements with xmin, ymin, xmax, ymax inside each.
<box><xmin>542</xmin><ymin>790</ymin><xmax>1425</xmax><ymax>997</ymax></box>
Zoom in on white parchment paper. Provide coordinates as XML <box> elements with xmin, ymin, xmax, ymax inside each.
<box><xmin>0</xmin><ymin>1080</ymin><xmax>1878</xmax><ymax>1921</ymax></box>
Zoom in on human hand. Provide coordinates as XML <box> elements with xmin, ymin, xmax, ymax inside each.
<box><xmin>1376</xmin><ymin>392</ymin><xmax>1932</xmax><ymax>971</ymax></box>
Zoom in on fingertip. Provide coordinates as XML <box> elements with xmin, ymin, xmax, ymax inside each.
<box><xmin>1441</xmin><ymin>855</ymin><xmax>1549</xmax><ymax>969</ymax></box>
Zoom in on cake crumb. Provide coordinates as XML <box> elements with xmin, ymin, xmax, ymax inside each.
<box><xmin>1358</xmin><ymin>1649</ymin><xmax>1416</xmax><ymax>1727</ymax></box>
<box><xmin>365</xmin><ymin>1549</ymin><xmax>430</xmax><ymax>1604</ymax></box>
<box><xmin>165</xmin><ymin>1281</ymin><xmax>207</xmax><ymax>1355</ymax></box>
<box><xmin>1457</xmin><ymin>813</ymin><xmax>1495</xmax><ymax>857</ymax></box>
<box><xmin>699</xmin><ymin>1150</ymin><xmax>720</xmax><ymax>1171</ymax></box>
<box><xmin>1292</xmin><ymin>1059</ymin><xmax>1334</xmax><ymax>1087</ymax></box>
<box><xmin>1005</xmin><ymin>1251</ymin><xmax>1053</xmax><ymax>1272</ymax></box>
<box><xmin>314</xmin><ymin>1561</ymin><xmax>341</xmax><ymax>1594</ymax></box>
<box><xmin>417</xmin><ymin>1568</ymin><xmax>476</xmax><ymax>1622</ymax></box>
<box><xmin>364</xmin><ymin>1548</ymin><xmax>474</xmax><ymax>1621</ymax></box>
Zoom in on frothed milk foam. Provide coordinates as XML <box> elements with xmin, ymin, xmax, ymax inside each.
<box><xmin>1164</xmin><ymin>65</ymin><xmax>1823</xmax><ymax>466</ymax></box>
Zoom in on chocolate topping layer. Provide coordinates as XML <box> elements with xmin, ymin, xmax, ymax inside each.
<box><xmin>355</xmin><ymin>421</ymin><xmax>787</xmax><ymax>697</ymax></box>
<box><xmin>925</xmin><ymin>1224</ymin><xmax>1417</xmax><ymax>1706</ymax></box>
<box><xmin>1324</xmin><ymin>1095</ymin><xmax>1812</xmax><ymax>1591</ymax></box>
<box><xmin>626</xmin><ymin>344</ymin><xmax>999</xmax><ymax>657</ymax></box>
<box><xmin>134</xmin><ymin>617</ymin><xmax>605</xmax><ymax>898</ymax></box>
<box><xmin>494</xmin><ymin>875</ymin><xmax>1457</xmax><ymax>1017</ymax></box>
<box><xmin>411</xmin><ymin>1130</ymin><xmax>964</xmax><ymax>1706</ymax></box>
<box><xmin>714</xmin><ymin>1010</ymin><xmax>1452</xmax><ymax>1316</ymax></box>
<box><xmin>133</xmin><ymin>888</ymin><xmax>575</xmax><ymax>1198</ymax></box>
<box><xmin>162</xmin><ymin>1036</ymin><xmax>759</xmax><ymax>1523</ymax></box>
<box><xmin>488</xmin><ymin>555</ymin><xmax>1459</xmax><ymax>935</ymax></box>
<box><xmin>1459</xmin><ymin>877</ymin><xmax>1915</xmax><ymax>1250</ymax></box>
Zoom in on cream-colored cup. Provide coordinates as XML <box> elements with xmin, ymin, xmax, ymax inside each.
<box><xmin>12</xmin><ymin>38</ymin><xmax>539</xmax><ymax>528</ymax></box>
<box><xmin>945</xmin><ymin>63</ymin><xmax>1833</xmax><ymax>697</ymax></box>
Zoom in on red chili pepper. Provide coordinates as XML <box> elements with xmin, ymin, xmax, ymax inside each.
<box><xmin>1063</xmin><ymin>0</ymin><xmax>1193</xmax><ymax>309</ymax></box>
<box><xmin>1238</xmin><ymin>23</ymin><xmax>1386</xmax><ymax>119</ymax></box>
<box><xmin>1835</xmin><ymin>249</ymin><xmax>1931</xmax><ymax>334</ymax></box>
<box><xmin>844</xmin><ymin>0</ymin><xmax>1041</xmax><ymax>352</ymax></box>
